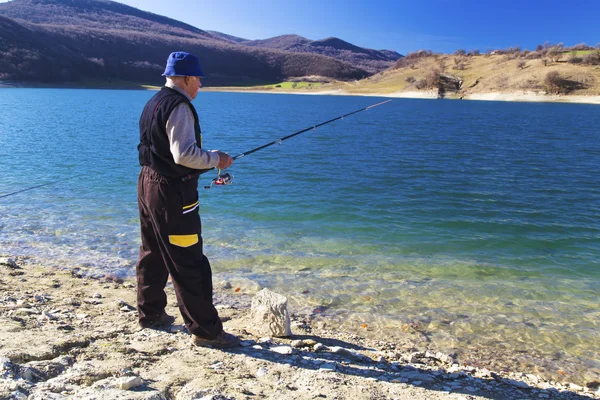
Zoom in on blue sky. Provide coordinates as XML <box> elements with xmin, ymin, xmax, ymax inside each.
<box><xmin>2</xmin><ymin>0</ymin><xmax>599</xmax><ymax>54</ymax></box>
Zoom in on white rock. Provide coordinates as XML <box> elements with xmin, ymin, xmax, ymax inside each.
<box><xmin>250</xmin><ymin>288</ymin><xmax>292</xmax><ymax>337</ymax></box>
<box><xmin>569</xmin><ymin>383</ymin><xmax>584</xmax><ymax>391</ymax></box>
<box><xmin>256</xmin><ymin>367</ymin><xmax>268</xmax><ymax>377</ymax></box>
<box><xmin>209</xmin><ymin>362</ymin><xmax>223</xmax><ymax>370</ymax></box>
<box><xmin>270</xmin><ymin>345</ymin><xmax>293</xmax><ymax>355</ymax></box>
<box><xmin>252</xmin><ymin>345</ymin><xmax>263</xmax><ymax>350</ymax></box>
<box><xmin>329</xmin><ymin>346</ymin><xmax>368</xmax><ymax>361</ymax></box>
<box><xmin>39</xmin><ymin>311</ymin><xmax>59</xmax><ymax>321</ymax></box>
<box><xmin>115</xmin><ymin>376</ymin><xmax>143</xmax><ymax>390</ymax></box>
<box><xmin>435</xmin><ymin>351</ymin><xmax>452</xmax><ymax>363</ymax></box>
<box><xmin>313</xmin><ymin>343</ymin><xmax>326</xmax><ymax>352</ymax></box>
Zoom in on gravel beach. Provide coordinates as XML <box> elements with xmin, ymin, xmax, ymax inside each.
<box><xmin>0</xmin><ymin>256</ymin><xmax>598</xmax><ymax>400</ymax></box>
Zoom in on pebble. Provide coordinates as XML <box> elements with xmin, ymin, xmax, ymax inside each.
<box><xmin>329</xmin><ymin>346</ymin><xmax>367</xmax><ymax>361</ymax></box>
<box><xmin>319</xmin><ymin>363</ymin><xmax>336</xmax><ymax>372</ymax></box>
<box><xmin>505</xmin><ymin>378</ymin><xmax>530</xmax><ymax>389</ymax></box>
<box><xmin>115</xmin><ymin>376</ymin><xmax>143</xmax><ymax>390</ymax></box>
<box><xmin>291</xmin><ymin>339</ymin><xmax>317</xmax><ymax>348</ymax></box>
<box><xmin>39</xmin><ymin>311</ymin><xmax>58</xmax><ymax>321</ymax></box>
<box><xmin>313</xmin><ymin>343</ymin><xmax>326</xmax><ymax>352</ymax></box>
<box><xmin>270</xmin><ymin>345</ymin><xmax>293</xmax><ymax>355</ymax></box>
<box><xmin>0</xmin><ymin>257</ymin><xmax>18</xmax><ymax>268</ymax></box>
<box><xmin>220</xmin><ymin>281</ymin><xmax>232</xmax><ymax>289</ymax></box>
<box><xmin>256</xmin><ymin>367</ymin><xmax>268</xmax><ymax>377</ymax></box>
<box><xmin>569</xmin><ymin>383</ymin><xmax>584</xmax><ymax>391</ymax></box>
<box><xmin>209</xmin><ymin>362</ymin><xmax>223</xmax><ymax>370</ymax></box>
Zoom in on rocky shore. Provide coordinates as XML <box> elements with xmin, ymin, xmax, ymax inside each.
<box><xmin>1</xmin><ymin>256</ymin><xmax>598</xmax><ymax>400</ymax></box>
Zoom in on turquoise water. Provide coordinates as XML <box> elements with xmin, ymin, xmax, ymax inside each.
<box><xmin>0</xmin><ymin>89</ymin><xmax>599</xmax><ymax>383</ymax></box>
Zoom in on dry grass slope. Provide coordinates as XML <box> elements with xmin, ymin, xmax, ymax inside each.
<box><xmin>331</xmin><ymin>53</ymin><xmax>600</xmax><ymax>97</ymax></box>
<box><xmin>252</xmin><ymin>52</ymin><xmax>600</xmax><ymax>103</ymax></box>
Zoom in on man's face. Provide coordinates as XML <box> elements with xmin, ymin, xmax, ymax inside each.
<box><xmin>184</xmin><ymin>76</ymin><xmax>202</xmax><ymax>99</ymax></box>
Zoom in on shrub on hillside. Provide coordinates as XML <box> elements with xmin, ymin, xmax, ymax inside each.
<box><xmin>426</xmin><ymin>69</ymin><xmax>441</xmax><ymax>88</ymax></box>
<box><xmin>568</xmin><ymin>54</ymin><xmax>583</xmax><ymax>64</ymax></box>
<box><xmin>405</xmin><ymin>76</ymin><xmax>416</xmax><ymax>83</ymax></box>
<box><xmin>544</xmin><ymin>71</ymin><xmax>567</xmax><ymax>94</ymax></box>
<box><xmin>548</xmin><ymin>45</ymin><xmax>564</xmax><ymax>62</ymax></box>
<box><xmin>569</xmin><ymin>43</ymin><xmax>593</xmax><ymax>51</ymax></box>
<box><xmin>582</xmin><ymin>50</ymin><xmax>600</xmax><ymax>65</ymax></box>
<box><xmin>517</xmin><ymin>60</ymin><xmax>526</xmax><ymax>70</ymax></box>
<box><xmin>415</xmin><ymin>78</ymin><xmax>427</xmax><ymax>89</ymax></box>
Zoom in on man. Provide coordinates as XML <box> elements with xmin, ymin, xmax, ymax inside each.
<box><xmin>136</xmin><ymin>51</ymin><xmax>239</xmax><ymax>348</ymax></box>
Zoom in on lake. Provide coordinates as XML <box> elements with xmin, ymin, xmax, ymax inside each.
<box><xmin>0</xmin><ymin>88</ymin><xmax>598</xmax><ymax>383</ymax></box>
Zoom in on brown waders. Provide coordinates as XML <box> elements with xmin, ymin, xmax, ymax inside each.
<box><xmin>136</xmin><ymin>166</ymin><xmax>222</xmax><ymax>339</ymax></box>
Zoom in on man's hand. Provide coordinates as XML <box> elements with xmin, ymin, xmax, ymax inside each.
<box><xmin>216</xmin><ymin>151</ymin><xmax>233</xmax><ymax>169</ymax></box>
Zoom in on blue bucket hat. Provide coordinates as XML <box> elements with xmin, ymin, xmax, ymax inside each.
<box><xmin>162</xmin><ymin>51</ymin><xmax>205</xmax><ymax>77</ymax></box>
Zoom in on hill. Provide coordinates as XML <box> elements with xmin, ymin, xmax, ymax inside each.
<box><xmin>232</xmin><ymin>34</ymin><xmax>402</xmax><ymax>74</ymax></box>
<box><xmin>350</xmin><ymin>50</ymin><xmax>600</xmax><ymax>98</ymax></box>
<box><xmin>242</xmin><ymin>49</ymin><xmax>600</xmax><ymax>103</ymax></box>
<box><xmin>0</xmin><ymin>0</ymin><xmax>369</xmax><ymax>86</ymax></box>
<box><xmin>206</xmin><ymin>30</ymin><xmax>248</xmax><ymax>44</ymax></box>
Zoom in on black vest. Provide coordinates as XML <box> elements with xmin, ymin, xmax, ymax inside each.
<box><xmin>138</xmin><ymin>87</ymin><xmax>209</xmax><ymax>178</ymax></box>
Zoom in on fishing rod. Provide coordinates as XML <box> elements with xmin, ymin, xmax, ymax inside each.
<box><xmin>0</xmin><ymin>100</ymin><xmax>392</xmax><ymax>197</ymax></box>
<box><xmin>204</xmin><ymin>99</ymin><xmax>392</xmax><ymax>189</ymax></box>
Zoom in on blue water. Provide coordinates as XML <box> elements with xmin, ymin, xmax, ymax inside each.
<box><xmin>1</xmin><ymin>89</ymin><xmax>599</xmax><ymax>383</ymax></box>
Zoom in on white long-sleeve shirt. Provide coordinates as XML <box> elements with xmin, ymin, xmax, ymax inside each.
<box><xmin>164</xmin><ymin>81</ymin><xmax>220</xmax><ymax>170</ymax></box>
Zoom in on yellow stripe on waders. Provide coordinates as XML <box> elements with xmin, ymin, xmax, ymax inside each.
<box><xmin>169</xmin><ymin>234</ymin><xmax>199</xmax><ymax>248</ymax></box>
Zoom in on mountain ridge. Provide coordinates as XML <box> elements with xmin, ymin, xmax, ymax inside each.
<box><xmin>0</xmin><ymin>0</ymin><xmax>389</xmax><ymax>85</ymax></box>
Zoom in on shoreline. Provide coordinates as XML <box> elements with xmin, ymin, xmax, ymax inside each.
<box><xmin>2</xmin><ymin>81</ymin><xmax>600</xmax><ymax>104</ymax></box>
<box><xmin>1</xmin><ymin>256</ymin><xmax>598</xmax><ymax>399</ymax></box>
<box><xmin>201</xmin><ymin>87</ymin><xmax>600</xmax><ymax>104</ymax></box>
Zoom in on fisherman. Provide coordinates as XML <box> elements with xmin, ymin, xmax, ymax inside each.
<box><xmin>136</xmin><ymin>51</ymin><xmax>240</xmax><ymax>347</ymax></box>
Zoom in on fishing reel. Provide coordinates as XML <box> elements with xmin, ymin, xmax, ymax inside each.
<box><xmin>204</xmin><ymin>169</ymin><xmax>233</xmax><ymax>189</ymax></box>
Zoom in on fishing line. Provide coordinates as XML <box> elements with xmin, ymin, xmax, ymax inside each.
<box><xmin>0</xmin><ymin>175</ymin><xmax>82</xmax><ymax>200</ymax></box>
<box><xmin>204</xmin><ymin>99</ymin><xmax>392</xmax><ymax>189</ymax></box>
